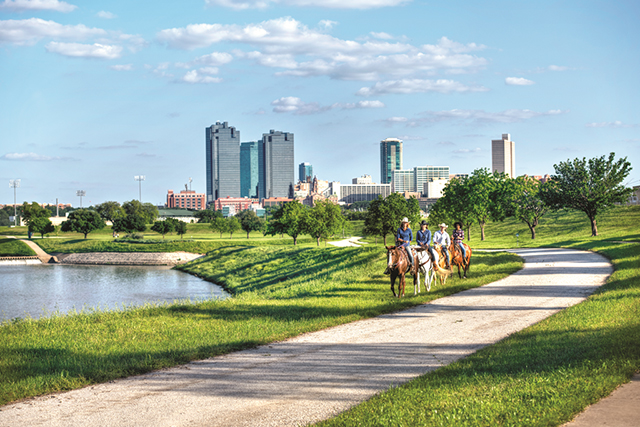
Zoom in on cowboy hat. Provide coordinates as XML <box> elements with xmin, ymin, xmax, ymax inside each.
<box><xmin>401</xmin><ymin>217</ymin><xmax>410</xmax><ymax>223</ymax></box>
<box><xmin>438</xmin><ymin>223</ymin><xmax>448</xmax><ymax>228</ymax></box>
<box><xmin>420</xmin><ymin>220</ymin><xmax>428</xmax><ymax>226</ymax></box>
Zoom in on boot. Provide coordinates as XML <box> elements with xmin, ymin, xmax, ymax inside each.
<box><xmin>384</xmin><ymin>266</ymin><xmax>391</xmax><ymax>275</ymax></box>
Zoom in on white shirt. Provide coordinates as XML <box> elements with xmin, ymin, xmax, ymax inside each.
<box><xmin>433</xmin><ymin>230</ymin><xmax>450</xmax><ymax>246</ymax></box>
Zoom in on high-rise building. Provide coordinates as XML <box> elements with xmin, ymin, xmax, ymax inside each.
<box><xmin>205</xmin><ymin>121</ymin><xmax>240</xmax><ymax>203</ymax></box>
<box><xmin>299</xmin><ymin>162</ymin><xmax>313</xmax><ymax>183</ymax></box>
<box><xmin>261</xmin><ymin>130</ymin><xmax>294</xmax><ymax>199</ymax></box>
<box><xmin>380</xmin><ymin>138</ymin><xmax>403</xmax><ymax>184</ymax></box>
<box><xmin>391</xmin><ymin>166</ymin><xmax>450</xmax><ymax>193</ymax></box>
<box><xmin>492</xmin><ymin>133</ymin><xmax>516</xmax><ymax>178</ymax></box>
<box><xmin>240</xmin><ymin>141</ymin><xmax>259</xmax><ymax>198</ymax></box>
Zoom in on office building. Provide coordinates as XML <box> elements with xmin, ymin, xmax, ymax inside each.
<box><xmin>352</xmin><ymin>175</ymin><xmax>372</xmax><ymax>184</ymax></box>
<box><xmin>380</xmin><ymin>138</ymin><xmax>403</xmax><ymax>184</ymax></box>
<box><xmin>299</xmin><ymin>162</ymin><xmax>313</xmax><ymax>183</ymax></box>
<box><xmin>422</xmin><ymin>178</ymin><xmax>448</xmax><ymax>198</ymax></box>
<box><xmin>391</xmin><ymin>166</ymin><xmax>450</xmax><ymax>193</ymax></box>
<box><xmin>205</xmin><ymin>121</ymin><xmax>240</xmax><ymax>203</ymax></box>
<box><xmin>492</xmin><ymin>133</ymin><xmax>516</xmax><ymax>178</ymax></box>
<box><xmin>334</xmin><ymin>182</ymin><xmax>391</xmax><ymax>204</ymax></box>
<box><xmin>240</xmin><ymin>141</ymin><xmax>259</xmax><ymax>198</ymax></box>
<box><xmin>167</xmin><ymin>189</ymin><xmax>206</xmax><ymax>210</ymax></box>
<box><xmin>261</xmin><ymin>130</ymin><xmax>294</xmax><ymax>199</ymax></box>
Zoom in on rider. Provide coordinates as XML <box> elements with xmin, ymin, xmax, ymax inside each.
<box><xmin>396</xmin><ymin>217</ymin><xmax>414</xmax><ymax>271</ymax></box>
<box><xmin>433</xmin><ymin>223</ymin><xmax>451</xmax><ymax>268</ymax></box>
<box><xmin>416</xmin><ymin>220</ymin><xmax>436</xmax><ymax>262</ymax></box>
<box><xmin>452</xmin><ymin>222</ymin><xmax>467</xmax><ymax>266</ymax></box>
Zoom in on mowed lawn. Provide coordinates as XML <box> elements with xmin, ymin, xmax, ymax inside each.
<box><xmin>0</xmin><ymin>238</ymin><xmax>36</xmax><ymax>257</ymax></box>
<box><xmin>0</xmin><ymin>245</ymin><xmax>521</xmax><ymax>406</ymax></box>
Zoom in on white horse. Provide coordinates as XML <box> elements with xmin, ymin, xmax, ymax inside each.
<box><xmin>413</xmin><ymin>246</ymin><xmax>435</xmax><ymax>294</ymax></box>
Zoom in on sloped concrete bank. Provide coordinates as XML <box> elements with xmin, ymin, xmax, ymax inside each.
<box><xmin>56</xmin><ymin>252</ymin><xmax>203</xmax><ymax>266</ymax></box>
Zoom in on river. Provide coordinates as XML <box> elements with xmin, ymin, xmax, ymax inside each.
<box><xmin>0</xmin><ymin>264</ymin><xmax>228</xmax><ymax>321</ymax></box>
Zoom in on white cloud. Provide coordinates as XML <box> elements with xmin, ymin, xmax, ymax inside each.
<box><xmin>1</xmin><ymin>152</ymin><xmax>70</xmax><ymax>161</ymax></box>
<box><xmin>271</xmin><ymin>96</ymin><xmax>384</xmax><ymax>114</ymax></box>
<box><xmin>46</xmin><ymin>42</ymin><xmax>122</xmax><ymax>59</ymax></box>
<box><xmin>204</xmin><ymin>0</ymin><xmax>408</xmax><ymax>10</ymax></box>
<box><xmin>157</xmin><ymin>19</ymin><xmax>487</xmax><ymax>81</ymax></box>
<box><xmin>548</xmin><ymin>65</ymin><xmax>569</xmax><ymax>71</ymax></box>
<box><xmin>384</xmin><ymin>109</ymin><xmax>567</xmax><ymax>126</ymax></box>
<box><xmin>318</xmin><ymin>20</ymin><xmax>337</xmax><ymax>29</ymax></box>
<box><xmin>96</xmin><ymin>11</ymin><xmax>117</xmax><ymax>19</ymax></box>
<box><xmin>110</xmin><ymin>64</ymin><xmax>133</xmax><ymax>71</ymax></box>
<box><xmin>175</xmin><ymin>51</ymin><xmax>233</xmax><ymax>69</ymax></box>
<box><xmin>338</xmin><ymin>100</ymin><xmax>385</xmax><ymax>109</ymax></box>
<box><xmin>453</xmin><ymin>147</ymin><xmax>481</xmax><ymax>153</ymax></box>
<box><xmin>180</xmin><ymin>68</ymin><xmax>222</xmax><ymax>84</ymax></box>
<box><xmin>0</xmin><ymin>0</ymin><xmax>76</xmax><ymax>12</ymax></box>
<box><xmin>0</xmin><ymin>18</ymin><xmax>106</xmax><ymax>45</ymax></box>
<box><xmin>505</xmin><ymin>77</ymin><xmax>534</xmax><ymax>86</ymax></box>
<box><xmin>383</xmin><ymin>116</ymin><xmax>408</xmax><ymax>123</ymax></box>
<box><xmin>585</xmin><ymin>121</ymin><xmax>637</xmax><ymax>128</ymax></box>
<box><xmin>370</xmin><ymin>31</ymin><xmax>393</xmax><ymax>40</ymax></box>
<box><xmin>357</xmin><ymin>79</ymin><xmax>487</xmax><ymax>96</ymax></box>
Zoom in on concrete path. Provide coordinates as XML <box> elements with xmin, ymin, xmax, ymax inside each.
<box><xmin>328</xmin><ymin>236</ymin><xmax>365</xmax><ymax>247</ymax></box>
<box><xmin>1</xmin><ymin>236</ymin><xmax>54</xmax><ymax>263</ymax></box>
<box><xmin>0</xmin><ymin>248</ymin><xmax>614</xmax><ymax>427</ymax></box>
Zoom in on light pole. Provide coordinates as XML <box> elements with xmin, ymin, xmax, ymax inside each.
<box><xmin>135</xmin><ymin>175</ymin><xmax>145</xmax><ymax>202</ymax></box>
<box><xmin>189</xmin><ymin>177</ymin><xmax>192</xmax><ymax>191</ymax></box>
<box><xmin>76</xmin><ymin>190</ymin><xmax>86</xmax><ymax>208</ymax></box>
<box><xmin>9</xmin><ymin>179</ymin><xmax>20</xmax><ymax>226</ymax></box>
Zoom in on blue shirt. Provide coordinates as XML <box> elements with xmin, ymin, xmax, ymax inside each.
<box><xmin>416</xmin><ymin>229</ymin><xmax>431</xmax><ymax>246</ymax></box>
<box><xmin>396</xmin><ymin>227</ymin><xmax>413</xmax><ymax>247</ymax></box>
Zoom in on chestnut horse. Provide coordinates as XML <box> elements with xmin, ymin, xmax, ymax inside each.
<box><xmin>385</xmin><ymin>245</ymin><xmax>416</xmax><ymax>298</ymax></box>
<box><xmin>450</xmin><ymin>242</ymin><xmax>472</xmax><ymax>279</ymax></box>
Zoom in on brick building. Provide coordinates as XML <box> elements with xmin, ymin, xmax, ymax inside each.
<box><xmin>167</xmin><ymin>190</ymin><xmax>206</xmax><ymax>210</ymax></box>
<box><xmin>213</xmin><ymin>196</ymin><xmax>257</xmax><ymax>213</ymax></box>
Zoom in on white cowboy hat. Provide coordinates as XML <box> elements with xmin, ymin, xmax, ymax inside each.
<box><xmin>401</xmin><ymin>217</ymin><xmax>410</xmax><ymax>223</ymax></box>
<box><xmin>438</xmin><ymin>223</ymin><xmax>448</xmax><ymax>228</ymax></box>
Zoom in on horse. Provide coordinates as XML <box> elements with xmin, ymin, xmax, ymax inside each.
<box><xmin>413</xmin><ymin>247</ymin><xmax>434</xmax><ymax>294</ymax></box>
<box><xmin>385</xmin><ymin>245</ymin><xmax>416</xmax><ymax>298</ymax></box>
<box><xmin>418</xmin><ymin>245</ymin><xmax>451</xmax><ymax>289</ymax></box>
<box><xmin>450</xmin><ymin>242</ymin><xmax>472</xmax><ymax>279</ymax></box>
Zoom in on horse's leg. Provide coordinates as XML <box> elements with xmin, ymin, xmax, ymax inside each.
<box><xmin>400</xmin><ymin>273</ymin><xmax>405</xmax><ymax>298</ymax></box>
<box><xmin>464</xmin><ymin>256</ymin><xmax>471</xmax><ymax>279</ymax></box>
<box><xmin>390</xmin><ymin>272</ymin><xmax>397</xmax><ymax>297</ymax></box>
<box><xmin>415</xmin><ymin>268</ymin><xmax>420</xmax><ymax>295</ymax></box>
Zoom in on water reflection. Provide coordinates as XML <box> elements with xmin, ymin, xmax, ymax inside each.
<box><xmin>0</xmin><ymin>264</ymin><xmax>228</xmax><ymax>321</ymax></box>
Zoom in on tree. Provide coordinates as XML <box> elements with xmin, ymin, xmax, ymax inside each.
<box><xmin>21</xmin><ymin>202</ymin><xmax>50</xmax><ymax>226</ymax></box>
<box><xmin>210</xmin><ymin>216</ymin><xmax>228</xmax><ymax>238</ymax></box>
<box><xmin>94</xmin><ymin>201</ymin><xmax>125</xmax><ymax>223</ymax></box>
<box><xmin>363</xmin><ymin>196</ymin><xmax>387</xmax><ymax>244</ymax></box>
<box><xmin>305</xmin><ymin>200</ymin><xmax>345</xmax><ymax>246</ymax></box>
<box><xmin>151</xmin><ymin>220</ymin><xmax>175</xmax><ymax>238</ymax></box>
<box><xmin>122</xmin><ymin>200</ymin><xmax>158</xmax><ymax>224</ymax></box>
<box><xmin>465</xmin><ymin>168</ymin><xmax>510</xmax><ymax>241</ymax></box>
<box><xmin>510</xmin><ymin>177</ymin><xmax>551</xmax><ymax>239</ymax></box>
<box><xmin>435</xmin><ymin>176</ymin><xmax>475</xmax><ymax>240</ymax></box>
<box><xmin>226</xmin><ymin>216</ymin><xmax>241</xmax><ymax>239</ymax></box>
<box><xmin>542</xmin><ymin>153</ymin><xmax>633</xmax><ymax>236</ymax></box>
<box><xmin>236</xmin><ymin>209</ymin><xmax>265</xmax><ymax>239</ymax></box>
<box><xmin>112</xmin><ymin>214</ymin><xmax>147</xmax><ymax>234</ymax></box>
<box><xmin>61</xmin><ymin>209</ymin><xmax>105</xmax><ymax>239</ymax></box>
<box><xmin>29</xmin><ymin>216</ymin><xmax>55</xmax><ymax>238</ymax></box>
<box><xmin>363</xmin><ymin>193</ymin><xmax>420</xmax><ymax>245</ymax></box>
<box><xmin>174</xmin><ymin>220</ymin><xmax>187</xmax><ymax>239</ymax></box>
<box><xmin>265</xmin><ymin>200</ymin><xmax>307</xmax><ymax>245</ymax></box>
<box><xmin>194</xmin><ymin>209</ymin><xmax>222</xmax><ymax>223</ymax></box>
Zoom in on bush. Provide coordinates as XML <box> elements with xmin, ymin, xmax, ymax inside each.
<box><xmin>124</xmin><ymin>233</ymin><xmax>144</xmax><ymax>240</ymax></box>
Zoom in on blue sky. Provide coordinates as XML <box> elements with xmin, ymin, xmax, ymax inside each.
<box><xmin>1</xmin><ymin>0</ymin><xmax>638</xmax><ymax>206</ymax></box>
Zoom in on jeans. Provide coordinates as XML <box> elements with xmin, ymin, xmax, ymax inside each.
<box><xmin>401</xmin><ymin>244</ymin><xmax>414</xmax><ymax>266</ymax></box>
<box><xmin>457</xmin><ymin>242</ymin><xmax>467</xmax><ymax>261</ymax></box>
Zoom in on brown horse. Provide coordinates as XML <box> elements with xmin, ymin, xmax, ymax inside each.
<box><xmin>450</xmin><ymin>242</ymin><xmax>472</xmax><ymax>279</ymax></box>
<box><xmin>432</xmin><ymin>244</ymin><xmax>452</xmax><ymax>286</ymax></box>
<box><xmin>385</xmin><ymin>245</ymin><xmax>416</xmax><ymax>298</ymax></box>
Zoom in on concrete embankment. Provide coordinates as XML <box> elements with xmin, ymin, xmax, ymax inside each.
<box><xmin>56</xmin><ymin>252</ymin><xmax>203</xmax><ymax>266</ymax></box>
<box><xmin>0</xmin><ymin>256</ymin><xmax>42</xmax><ymax>265</ymax></box>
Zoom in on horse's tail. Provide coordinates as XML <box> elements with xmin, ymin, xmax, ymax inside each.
<box><xmin>432</xmin><ymin>258</ymin><xmax>451</xmax><ymax>277</ymax></box>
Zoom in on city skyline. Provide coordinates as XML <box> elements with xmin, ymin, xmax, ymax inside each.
<box><xmin>1</xmin><ymin>0</ymin><xmax>638</xmax><ymax>205</ymax></box>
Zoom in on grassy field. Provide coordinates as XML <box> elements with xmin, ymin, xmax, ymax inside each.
<box><xmin>0</xmin><ymin>246</ymin><xmax>520</xmax><ymax>406</ymax></box>
<box><xmin>315</xmin><ymin>207</ymin><xmax>640</xmax><ymax>427</ymax></box>
<box><xmin>0</xmin><ymin>238</ymin><xmax>36</xmax><ymax>257</ymax></box>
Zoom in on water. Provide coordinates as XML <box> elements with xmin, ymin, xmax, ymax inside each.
<box><xmin>0</xmin><ymin>264</ymin><xmax>228</xmax><ymax>321</ymax></box>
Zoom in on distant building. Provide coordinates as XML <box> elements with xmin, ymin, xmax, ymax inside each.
<box><xmin>423</xmin><ymin>178</ymin><xmax>448</xmax><ymax>198</ymax></box>
<box><xmin>158</xmin><ymin>208</ymin><xmax>199</xmax><ymax>223</ymax></box>
<box><xmin>261</xmin><ymin>130</ymin><xmax>294</xmax><ymax>200</ymax></box>
<box><xmin>352</xmin><ymin>175</ymin><xmax>373</xmax><ymax>184</ymax></box>
<box><xmin>449</xmin><ymin>173</ymin><xmax>469</xmax><ymax>180</ymax></box>
<box><xmin>392</xmin><ymin>166</ymin><xmax>450</xmax><ymax>193</ymax></box>
<box><xmin>492</xmin><ymin>133</ymin><xmax>516</xmax><ymax>178</ymax></box>
<box><xmin>167</xmin><ymin>189</ymin><xmax>206</xmax><ymax>210</ymax></box>
<box><xmin>628</xmin><ymin>185</ymin><xmax>640</xmax><ymax>205</ymax></box>
<box><xmin>299</xmin><ymin>162</ymin><xmax>313</xmax><ymax>183</ymax></box>
<box><xmin>529</xmin><ymin>174</ymin><xmax>551</xmax><ymax>183</ymax></box>
<box><xmin>380</xmin><ymin>138</ymin><xmax>403</xmax><ymax>184</ymax></box>
<box><xmin>206</xmin><ymin>121</ymin><xmax>241</xmax><ymax>203</ymax></box>
<box><xmin>332</xmin><ymin>181</ymin><xmax>391</xmax><ymax>204</ymax></box>
<box><xmin>262</xmin><ymin>197</ymin><xmax>293</xmax><ymax>208</ymax></box>
<box><xmin>240</xmin><ymin>141</ymin><xmax>259</xmax><ymax>198</ymax></box>
<box><xmin>212</xmin><ymin>196</ymin><xmax>256</xmax><ymax>214</ymax></box>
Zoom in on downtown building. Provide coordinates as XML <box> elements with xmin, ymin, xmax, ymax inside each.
<box><xmin>205</xmin><ymin>121</ymin><xmax>240</xmax><ymax>203</ymax></box>
<box><xmin>380</xmin><ymin>138</ymin><xmax>403</xmax><ymax>184</ymax></box>
<box><xmin>391</xmin><ymin>166</ymin><xmax>450</xmax><ymax>193</ymax></box>
<box><xmin>299</xmin><ymin>162</ymin><xmax>313</xmax><ymax>183</ymax></box>
<box><xmin>492</xmin><ymin>133</ymin><xmax>516</xmax><ymax>178</ymax></box>
<box><xmin>259</xmin><ymin>130</ymin><xmax>295</xmax><ymax>200</ymax></box>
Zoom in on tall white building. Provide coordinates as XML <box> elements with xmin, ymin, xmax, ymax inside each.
<box><xmin>491</xmin><ymin>133</ymin><xmax>516</xmax><ymax>178</ymax></box>
<box><xmin>391</xmin><ymin>166</ymin><xmax>450</xmax><ymax>193</ymax></box>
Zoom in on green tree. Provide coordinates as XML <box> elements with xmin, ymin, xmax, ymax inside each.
<box><xmin>226</xmin><ymin>216</ymin><xmax>241</xmax><ymax>239</ymax></box>
<box><xmin>61</xmin><ymin>209</ymin><xmax>105</xmax><ymax>239</ymax></box>
<box><xmin>265</xmin><ymin>200</ymin><xmax>307</xmax><ymax>245</ymax></box>
<box><xmin>122</xmin><ymin>200</ymin><xmax>158</xmax><ymax>224</ymax></box>
<box><xmin>174</xmin><ymin>220</ymin><xmax>188</xmax><ymax>239</ymax></box>
<box><xmin>510</xmin><ymin>177</ymin><xmax>550</xmax><ymax>239</ymax></box>
<box><xmin>194</xmin><ymin>209</ymin><xmax>221</xmax><ymax>223</ymax></box>
<box><xmin>363</xmin><ymin>196</ymin><xmax>387</xmax><ymax>244</ymax></box>
<box><xmin>305</xmin><ymin>200</ymin><xmax>345</xmax><ymax>246</ymax></box>
<box><xmin>541</xmin><ymin>152</ymin><xmax>633</xmax><ymax>236</ymax></box>
<box><xmin>363</xmin><ymin>193</ymin><xmax>420</xmax><ymax>245</ymax></box>
<box><xmin>112</xmin><ymin>214</ymin><xmax>147</xmax><ymax>234</ymax></box>
<box><xmin>435</xmin><ymin>176</ymin><xmax>475</xmax><ymax>240</ymax></box>
<box><xmin>210</xmin><ymin>216</ymin><xmax>228</xmax><ymax>238</ymax></box>
<box><xmin>29</xmin><ymin>216</ymin><xmax>55</xmax><ymax>238</ymax></box>
<box><xmin>94</xmin><ymin>201</ymin><xmax>125</xmax><ymax>223</ymax></box>
<box><xmin>151</xmin><ymin>220</ymin><xmax>175</xmax><ymax>238</ymax></box>
<box><xmin>0</xmin><ymin>209</ymin><xmax>10</xmax><ymax>227</ymax></box>
<box><xmin>465</xmin><ymin>168</ymin><xmax>510</xmax><ymax>241</ymax></box>
<box><xmin>21</xmin><ymin>202</ymin><xmax>50</xmax><ymax>226</ymax></box>
<box><xmin>236</xmin><ymin>209</ymin><xmax>265</xmax><ymax>239</ymax></box>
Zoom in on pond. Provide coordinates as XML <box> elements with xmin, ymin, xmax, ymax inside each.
<box><xmin>0</xmin><ymin>264</ymin><xmax>228</xmax><ymax>321</ymax></box>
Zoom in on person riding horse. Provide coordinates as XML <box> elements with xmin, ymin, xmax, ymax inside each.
<box><xmin>452</xmin><ymin>222</ymin><xmax>468</xmax><ymax>267</ymax></box>
<box><xmin>416</xmin><ymin>220</ymin><xmax>437</xmax><ymax>262</ymax></box>
<box><xmin>433</xmin><ymin>223</ymin><xmax>451</xmax><ymax>268</ymax></box>
<box><xmin>396</xmin><ymin>217</ymin><xmax>414</xmax><ymax>271</ymax></box>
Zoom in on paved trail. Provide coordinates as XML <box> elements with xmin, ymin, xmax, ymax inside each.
<box><xmin>0</xmin><ymin>248</ymin><xmax>613</xmax><ymax>427</ymax></box>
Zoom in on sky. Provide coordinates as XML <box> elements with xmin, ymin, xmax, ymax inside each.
<box><xmin>1</xmin><ymin>0</ymin><xmax>639</xmax><ymax>207</ymax></box>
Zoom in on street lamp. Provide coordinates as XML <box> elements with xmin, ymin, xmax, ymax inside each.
<box><xmin>189</xmin><ymin>177</ymin><xmax>193</xmax><ymax>191</ymax></box>
<box><xmin>76</xmin><ymin>190</ymin><xmax>86</xmax><ymax>208</ymax></box>
<box><xmin>134</xmin><ymin>175</ymin><xmax>145</xmax><ymax>202</ymax></box>
<box><xmin>9</xmin><ymin>179</ymin><xmax>20</xmax><ymax>226</ymax></box>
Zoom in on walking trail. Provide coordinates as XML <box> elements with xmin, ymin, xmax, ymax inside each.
<box><xmin>0</xmin><ymin>248</ymin><xmax>630</xmax><ymax>427</ymax></box>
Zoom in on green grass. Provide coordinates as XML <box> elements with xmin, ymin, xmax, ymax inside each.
<box><xmin>0</xmin><ymin>246</ymin><xmax>520</xmax><ymax>406</ymax></box>
<box><xmin>0</xmin><ymin>238</ymin><xmax>36</xmax><ymax>257</ymax></box>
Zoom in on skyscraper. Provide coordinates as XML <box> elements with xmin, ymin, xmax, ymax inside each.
<box><xmin>240</xmin><ymin>141</ymin><xmax>259</xmax><ymax>198</ymax></box>
<box><xmin>380</xmin><ymin>138</ymin><xmax>403</xmax><ymax>184</ymax></box>
<box><xmin>261</xmin><ymin>130</ymin><xmax>294</xmax><ymax>199</ymax></box>
<box><xmin>491</xmin><ymin>133</ymin><xmax>516</xmax><ymax>178</ymax></box>
<box><xmin>299</xmin><ymin>162</ymin><xmax>313</xmax><ymax>183</ymax></box>
<box><xmin>205</xmin><ymin>121</ymin><xmax>240</xmax><ymax>203</ymax></box>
